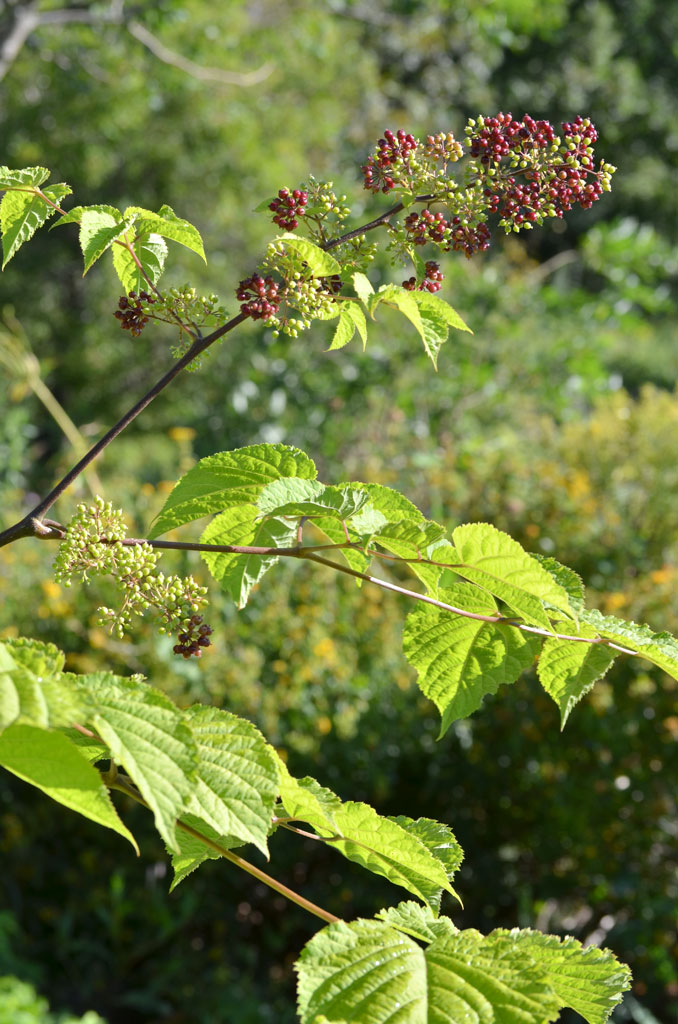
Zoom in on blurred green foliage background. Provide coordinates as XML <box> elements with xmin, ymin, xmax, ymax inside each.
<box><xmin>0</xmin><ymin>1</ymin><xmax>676</xmax><ymax>1021</ymax></box>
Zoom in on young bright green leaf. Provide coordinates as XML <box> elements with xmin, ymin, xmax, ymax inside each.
<box><xmin>404</xmin><ymin>291</ymin><xmax>472</xmax><ymax>367</ymax></box>
<box><xmin>273</xmin><ymin>233</ymin><xmax>341</xmax><ymax>276</ymax></box>
<box><xmin>327</xmin><ymin>303</ymin><xmax>367</xmax><ymax>351</ymax></box>
<box><xmin>0</xmin><ymin>166</ymin><xmax>50</xmax><ymax>188</ymax></box>
<box><xmin>537</xmin><ymin>626</ymin><xmax>617</xmax><ymax>728</ymax></box>
<box><xmin>412</xmin><ymin>302</ymin><xmax>449</xmax><ymax>367</ymax></box>
<box><xmin>374</xmin><ymin>520</ymin><xmax>449</xmax><ymax>594</ymax></box>
<box><xmin>200</xmin><ymin>505</ymin><xmax>297</xmax><ymax>608</ymax></box>
<box><xmin>0</xmin><ymin>184</ymin><xmax>71</xmax><ymax>268</ymax></box>
<box><xmin>493</xmin><ymin>929</ymin><xmax>632</xmax><ymax>1024</ymax></box>
<box><xmin>278</xmin><ymin>770</ymin><xmax>455</xmax><ymax>910</ymax></box>
<box><xmin>0</xmin><ymin>724</ymin><xmax>138</xmax><ymax>852</ymax></box>
<box><xmin>410</xmin><ymin>290</ymin><xmax>472</xmax><ymax>334</ymax></box>
<box><xmin>0</xmin><ymin>640</ymin><xmax>83</xmax><ymax>733</ymax></box>
<box><xmin>534</xmin><ymin>554</ymin><xmax>586</xmax><ymax>609</ymax></box>
<box><xmin>3</xmin><ymin>636</ymin><xmax>65</xmax><ymax>677</ymax></box>
<box><xmin>124</xmin><ymin>204</ymin><xmax>206</xmax><ymax>261</ymax></box>
<box><xmin>149</xmin><ymin>443</ymin><xmax>317</xmax><ymax>538</ymax></box>
<box><xmin>352</xmin><ymin>271</ymin><xmax>374</xmax><ymax>306</ymax></box>
<box><xmin>277</xmin><ymin>768</ymin><xmax>343</xmax><ymax>827</ymax></box>
<box><xmin>51</xmin><ymin>203</ymin><xmax>121</xmax><ymax>229</ymax></box>
<box><xmin>79</xmin><ymin>208</ymin><xmax>130</xmax><ymax>274</ymax></box>
<box><xmin>296</xmin><ymin>920</ymin><xmax>564</xmax><ymax>1024</ymax></box>
<box><xmin>451</xmin><ymin>522</ymin><xmax>572</xmax><ymax>629</ymax></box>
<box><xmin>257</xmin><ymin>479</ymin><xmax>371</xmax><ymax>521</ymax></box>
<box><xmin>376</xmin><ymin>901</ymin><xmax>459</xmax><ymax>944</ymax></box>
<box><xmin>369</xmin><ymin>283</ymin><xmax>425</xmax><ymax>333</ymax></box>
<box><xmin>0</xmin><ymin>645</ymin><xmax>22</xmax><ymax>729</ymax></box>
<box><xmin>112</xmin><ymin>232</ymin><xmax>168</xmax><ymax>291</ymax></box>
<box><xmin>343</xmin><ymin>301</ymin><xmax>367</xmax><ymax>347</ymax></box>
<box><xmin>410</xmin><ymin>248</ymin><xmax>427</xmax><ymax>281</ymax></box>
<box><xmin>182</xmin><ymin>705</ymin><xmax>279</xmax><ymax>857</ymax></box>
<box><xmin>76</xmin><ymin>673</ymin><xmax>197</xmax><ymax>853</ymax></box>
<box><xmin>388</xmin><ymin>815</ymin><xmax>463</xmax><ymax>911</ymax></box>
<box><xmin>579</xmin><ymin>608</ymin><xmax>678</xmax><ymax>678</ymax></box>
<box><xmin>328</xmin><ymin>306</ymin><xmax>357</xmax><ymax>351</ymax></box>
<box><xmin>360</xmin><ymin>483</ymin><xmax>424</xmax><ymax>523</ymax></box>
<box><xmin>403</xmin><ymin>583</ymin><xmax>540</xmax><ymax>733</ymax></box>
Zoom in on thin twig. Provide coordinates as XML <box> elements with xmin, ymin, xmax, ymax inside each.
<box><xmin>109</xmin><ymin>774</ymin><xmax>340</xmax><ymax>925</ymax></box>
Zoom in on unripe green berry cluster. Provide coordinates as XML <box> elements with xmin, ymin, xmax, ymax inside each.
<box><xmin>54</xmin><ymin>498</ymin><xmax>210</xmax><ymax>656</ymax></box>
<box><xmin>113</xmin><ymin>286</ymin><xmax>228</xmax><ymax>368</ymax></box>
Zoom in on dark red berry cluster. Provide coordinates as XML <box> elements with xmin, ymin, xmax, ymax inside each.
<box><xmin>468</xmin><ymin>112</ymin><xmax>556</xmax><ymax>164</ymax></box>
<box><xmin>173</xmin><ymin>615</ymin><xmax>213</xmax><ymax>659</ymax></box>
<box><xmin>404</xmin><ymin>209</ymin><xmax>451</xmax><ymax>246</ymax></box>
<box><xmin>113</xmin><ymin>291</ymin><xmax>156</xmax><ymax>337</ymax></box>
<box><xmin>269</xmin><ymin>187</ymin><xmax>308</xmax><ymax>230</ymax></box>
<box><xmin>449</xmin><ymin>220</ymin><xmax>491</xmax><ymax>259</ymax></box>
<box><xmin>362</xmin><ymin>129</ymin><xmax>417</xmax><ymax>193</ymax></box>
<box><xmin>402</xmin><ymin>261</ymin><xmax>445</xmax><ymax>292</ymax></box>
<box><xmin>236</xmin><ymin>275</ymin><xmax>281</xmax><ymax>320</ymax></box>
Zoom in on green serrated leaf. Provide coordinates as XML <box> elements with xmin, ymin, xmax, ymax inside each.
<box><xmin>0</xmin><ymin>165</ymin><xmax>50</xmax><ymax>188</ymax></box>
<box><xmin>273</xmin><ymin>233</ymin><xmax>341</xmax><ymax>276</ymax></box>
<box><xmin>3</xmin><ymin>636</ymin><xmax>65</xmax><ymax>677</ymax></box>
<box><xmin>494</xmin><ymin>928</ymin><xmax>632</xmax><ymax>1024</ymax></box>
<box><xmin>0</xmin><ymin>724</ymin><xmax>138</xmax><ymax>852</ymax></box>
<box><xmin>403</xmin><ymin>583</ymin><xmax>540</xmax><ymax>733</ymax></box>
<box><xmin>279</xmin><ymin>768</ymin><xmax>453</xmax><ymax>910</ymax></box>
<box><xmin>51</xmin><ymin>203</ymin><xmax>121</xmax><ymax>229</ymax></box>
<box><xmin>111</xmin><ymin>232</ymin><xmax>168</xmax><ymax>291</ymax></box>
<box><xmin>410</xmin><ymin>248</ymin><xmax>426</xmax><ymax>281</ymax></box>
<box><xmin>389</xmin><ymin>815</ymin><xmax>463</xmax><ymax>910</ymax></box>
<box><xmin>538</xmin><ymin>625</ymin><xmax>617</xmax><ymax>728</ymax></box>
<box><xmin>278</xmin><ymin>768</ymin><xmax>343</xmax><ymax>828</ymax></box>
<box><xmin>200</xmin><ymin>506</ymin><xmax>297</xmax><ymax>608</ymax></box>
<box><xmin>0</xmin><ymin>639</ymin><xmax>83</xmax><ymax>733</ymax></box>
<box><xmin>360</xmin><ymin>483</ymin><xmax>424</xmax><ymax>523</ymax></box>
<box><xmin>257</xmin><ymin>479</ymin><xmax>371</xmax><ymax>521</ymax></box>
<box><xmin>74</xmin><ymin>673</ymin><xmax>197</xmax><ymax>852</ymax></box>
<box><xmin>370</xmin><ymin>283</ymin><xmax>425</xmax><ymax>332</ymax></box>
<box><xmin>1</xmin><ymin>185</ymin><xmax>70</xmax><ymax>268</ymax></box>
<box><xmin>149</xmin><ymin>443</ymin><xmax>317</xmax><ymax>538</ymax></box>
<box><xmin>579</xmin><ymin>607</ymin><xmax>678</xmax><ymax>679</ymax></box>
<box><xmin>124</xmin><ymin>204</ymin><xmax>206</xmax><ymax>261</ymax></box>
<box><xmin>327</xmin><ymin>307</ymin><xmax>357</xmax><ymax>351</ymax></box>
<box><xmin>376</xmin><ymin>901</ymin><xmax>459</xmax><ymax>944</ymax></box>
<box><xmin>352</xmin><ymin>271</ymin><xmax>374</xmax><ymax>306</ymax></box>
<box><xmin>410</xmin><ymin>290</ymin><xmax>472</xmax><ymax>334</ymax></box>
<box><xmin>182</xmin><ymin>705</ymin><xmax>279</xmax><ymax>857</ymax></box>
<box><xmin>425</xmin><ymin>929</ymin><xmax>562</xmax><ymax>1024</ymax></box>
<box><xmin>343</xmin><ymin>301</ymin><xmax>367</xmax><ymax>347</ymax></box>
<box><xmin>375</xmin><ymin>520</ymin><xmax>448</xmax><ymax>594</ymax></box>
<box><xmin>297</xmin><ymin>920</ymin><xmax>425</xmax><ymax>1024</ymax></box>
<box><xmin>534</xmin><ymin>554</ymin><xmax>586</xmax><ymax>609</ymax></box>
<box><xmin>296</xmin><ymin>920</ymin><xmax>568</xmax><ymax>1024</ymax></box>
<box><xmin>451</xmin><ymin>522</ymin><xmax>572</xmax><ymax>629</ymax></box>
<box><xmin>328</xmin><ymin>302</ymin><xmax>368</xmax><ymax>351</ymax></box>
<box><xmin>79</xmin><ymin>209</ymin><xmax>129</xmax><ymax>274</ymax></box>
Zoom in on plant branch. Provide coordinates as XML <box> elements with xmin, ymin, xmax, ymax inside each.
<box><xmin>108</xmin><ymin>773</ymin><xmax>340</xmax><ymax>925</ymax></box>
<box><xmin>0</xmin><ymin>185</ymin><xmax>439</xmax><ymax>547</ymax></box>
